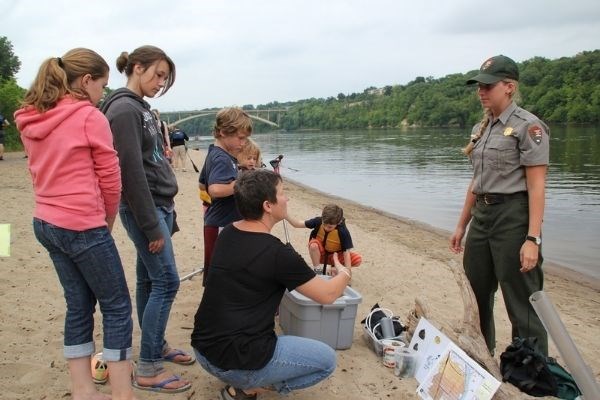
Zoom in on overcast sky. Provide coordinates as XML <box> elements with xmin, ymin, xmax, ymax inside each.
<box><xmin>3</xmin><ymin>0</ymin><xmax>600</xmax><ymax>112</ymax></box>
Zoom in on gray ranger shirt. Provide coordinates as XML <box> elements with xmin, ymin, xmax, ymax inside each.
<box><xmin>470</xmin><ymin>102</ymin><xmax>550</xmax><ymax>195</ymax></box>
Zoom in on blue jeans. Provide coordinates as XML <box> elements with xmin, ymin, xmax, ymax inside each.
<box><xmin>33</xmin><ymin>218</ymin><xmax>133</xmax><ymax>361</ymax></box>
<box><xmin>119</xmin><ymin>204</ymin><xmax>180</xmax><ymax>377</ymax></box>
<box><xmin>194</xmin><ymin>336</ymin><xmax>336</xmax><ymax>395</ymax></box>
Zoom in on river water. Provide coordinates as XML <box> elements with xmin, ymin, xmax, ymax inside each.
<box><xmin>194</xmin><ymin>125</ymin><xmax>600</xmax><ymax>279</ymax></box>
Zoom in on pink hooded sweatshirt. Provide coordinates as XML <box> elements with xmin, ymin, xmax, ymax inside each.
<box><xmin>15</xmin><ymin>97</ymin><xmax>121</xmax><ymax>231</ymax></box>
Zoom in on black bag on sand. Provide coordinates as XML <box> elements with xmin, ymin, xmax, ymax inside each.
<box><xmin>360</xmin><ymin>303</ymin><xmax>405</xmax><ymax>339</ymax></box>
<box><xmin>500</xmin><ymin>337</ymin><xmax>581</xmax><ymax>399</ymax></box>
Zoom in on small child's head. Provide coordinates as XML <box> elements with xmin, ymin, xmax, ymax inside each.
<box><xmin>213</xmin><ymin>107</ymin><xmax>252</xmax><ymax>156</ymax></box>
<box><xmin>321</xmin><ymin>204</ymin><xmax>344</xmax><ymax>232</ymax></box>
<box><xmin>237</xmin><ymin>138</ymin><xmax>262</xmax><ymax>170</ymax></box>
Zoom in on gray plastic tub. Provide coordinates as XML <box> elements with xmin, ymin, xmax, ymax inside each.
<box><xmin>279</xmin><ymin>279</ymin><xmax>362</xmax><ymax>350</ymax></box>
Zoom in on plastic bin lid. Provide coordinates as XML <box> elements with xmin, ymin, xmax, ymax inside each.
<box><xmin>285</xmin><ymin>276</ymin><xmax>362</xmax><ymax>306</ymax></box>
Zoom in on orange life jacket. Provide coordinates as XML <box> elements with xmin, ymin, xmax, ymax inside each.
<box><xmin>316</xmin><ymin>225</ymin><xmax>342</xmax><ymax>253</ymax></box>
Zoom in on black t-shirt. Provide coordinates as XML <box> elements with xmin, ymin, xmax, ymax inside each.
<box><xmin>191</xmin><ymin>224</ymin><xmax>315</xmax><ymax>370</ymax></box>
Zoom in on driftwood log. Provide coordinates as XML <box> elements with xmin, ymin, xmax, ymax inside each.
<box><xmin>405</xmin><ymin>260</ymin><xmax>541</xmax><ymax>399</ymax></box>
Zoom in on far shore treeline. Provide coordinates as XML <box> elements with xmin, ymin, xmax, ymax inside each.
<box><xmin>169</xmin><ymin>50</ymin><xmax>600</xmax><ymax>135</ymax></box>
<box><xmin>1</xmin><ymin>35</ymin><xmax>599</xmax><ymax>148</ymax></box>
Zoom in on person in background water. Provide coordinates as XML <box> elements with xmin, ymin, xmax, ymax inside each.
<box><xmin>198</xmin><ymin>107</ymin><xmax>252</xmax><ymax>286</ymax></box>
<box><xmin>286</xmin><ymin>204</ymin><xmax>362</xmax><ymax>275</ymax></box>
<box><xmin>0</xmin><ymin>112</ymin><xmax>9</xmax><ymax>160</ymax></box>
<box><xmin>14</xmin><ymin>48</ymin><xmax>137</xmax><ymax>400</ymax></box>
<box><xmin>449</xmin><ymin>55</ymin><xmax>550</xmax><ymax>356</ymax></box>
<box><xmin>169</xmin><ymin>125</ymin><xmax>189</xmax><ymax>172</ymax></box>
<box><xmin>152</xmin><ymin>109</ymin><xmax>173</xmax><ymax>165</ymax></box>
<box><xmin>192</xmin><ymin>169</ymin><xmax>353</xmax><ymax>400</ymax></box>
<box><xmin>101</xmin><ymin>45</ymin><xmax>193</xmax><ymax>394</ymax></box>
<box><xmin>269</xmin><ymin>154</ymin><xmax>283</xmax><ymax>174</ymax></box>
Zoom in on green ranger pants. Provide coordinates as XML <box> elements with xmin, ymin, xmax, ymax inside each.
<box><xmin>464</xmin><ymin>193</ymin><xmax>548</xmax><ymax>356</ymax></box>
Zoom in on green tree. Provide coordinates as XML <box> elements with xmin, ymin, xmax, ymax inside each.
<box><xmin>225</xmin><ymin>50</ymin><xmax>600</xmax><ymax>129</ymax></box>
<box><xmin>0</xmin><ymin>79</ymin><xmax>26</xmax><ymax>150</ymax></box>
<box><xmin>0</xmin><ymin>37</ymin><xmax>25</xmax><ymax>150</ymax></box>
<box><xmin>0</xmin><ymin>36</ymin><xmax>21</xmax><ymax>82</ymax></box>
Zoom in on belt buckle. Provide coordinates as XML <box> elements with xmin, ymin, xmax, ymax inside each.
<box><xmin>484</xmin><ymin>194</ymin><xmax>492</xmax><ymax>205</ymax></box>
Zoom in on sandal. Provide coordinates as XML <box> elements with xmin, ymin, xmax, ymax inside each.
<box><xmin>220</xmin><ymin>385</ymin><xmax>257</xmax><ymax>400</ymax></box>
<box><xmin>132</xmin><ymin>374</ymin><xmax>191</xmax><ymax>393</ymax></box>
<box><xmin>91</xmin><ymin>353</ymin><xmax>108</xmax><ymax>384</ymax></box>
<box><xmin>162</xmin><ymin>348</ymin><xmax>196</xmax><ymax>365</ymax></box>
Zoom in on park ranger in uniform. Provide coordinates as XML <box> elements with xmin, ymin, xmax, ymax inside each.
<box><xmin>449</xmin><ymin>55</ymin><xmax>550</xmax><ymax>356</ymax></box>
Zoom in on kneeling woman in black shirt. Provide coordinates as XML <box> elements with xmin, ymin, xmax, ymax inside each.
<box><xmin>191</xmin><ymin>169</ymin><xmax>354</xmax><ymax>400</ymax></box>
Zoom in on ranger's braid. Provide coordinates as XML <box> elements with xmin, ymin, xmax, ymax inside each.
<box><xmin>463</xmin><ymin>109</ymin><xmax>491</xmax><ymax>156</ymax></box>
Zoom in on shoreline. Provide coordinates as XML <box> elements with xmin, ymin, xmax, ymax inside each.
<box><xmin>282</xmin><ymin>175</ymin><xmax>600</xmax><ymax>292</ymax></box>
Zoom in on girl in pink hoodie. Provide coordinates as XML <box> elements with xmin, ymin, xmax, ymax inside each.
<box><xmin>14</xmin><ymin>48</ymin><xmax>137</xmax><ymax>400</ymax></box>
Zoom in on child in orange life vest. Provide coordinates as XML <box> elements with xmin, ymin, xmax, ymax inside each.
<box><xmin>286</xmin><ymin>204</ymin><xmax>362</xmax><ymax>274</ymax></box>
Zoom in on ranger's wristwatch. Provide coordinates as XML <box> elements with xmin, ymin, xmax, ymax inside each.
<box><xmin>526</xmin><ymin>235</ymin><xmax>542</xmax><ymax>246</ymax></box>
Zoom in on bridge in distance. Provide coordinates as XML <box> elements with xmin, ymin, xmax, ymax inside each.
<box><xmin>164</xmin><ymin>109</ymin><xmax>288</xmax><ymax>128</ymax></box>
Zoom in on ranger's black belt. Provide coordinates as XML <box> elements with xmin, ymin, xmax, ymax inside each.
<box><xmin>476</xmin><ymin>191</ymin><xmax>527</xmax><ymax>205</ymax></box>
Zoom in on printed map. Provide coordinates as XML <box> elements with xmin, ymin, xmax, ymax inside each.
<box><xmin>416</xmin><ymin>343</ymin><xmax>500</xmax><ymax>400</ymax></box>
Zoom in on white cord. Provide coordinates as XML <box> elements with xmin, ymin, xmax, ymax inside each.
<box><xmin>365</xmin><ymin>307</ymin><xmax>394</xmax><ymax>339</ymax></box>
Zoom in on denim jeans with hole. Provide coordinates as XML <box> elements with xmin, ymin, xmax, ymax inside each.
<box><xmin>33</xmin><ymin>218</ymin><xmax>133</xmax><ymax>361</ymax></box>
<box><xmin>119</xmin><ymin>204</ymin><xmax>180</xmax><ymax>377</ymax></box>
<box><xmin>194</xmin><ymin>335</ymin><xmax>336</xmax><ymax>394</ymax></box>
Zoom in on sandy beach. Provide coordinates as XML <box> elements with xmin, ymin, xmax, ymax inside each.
<box><xmin>1</xmin><ymin>149</ymin><xmax>598</xmax><ymax>400</ymax></box>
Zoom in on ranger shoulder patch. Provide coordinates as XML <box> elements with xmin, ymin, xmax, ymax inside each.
<box><xmin>528</xmin><ymin>125</ymin><xmax>544</xmax><ymax>145</ymax></box>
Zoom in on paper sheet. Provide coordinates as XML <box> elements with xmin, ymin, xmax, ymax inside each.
<box><xmin>0</xmin><ymin>224</ymin><xmax>10</xmax><ymax>257</ymax></box>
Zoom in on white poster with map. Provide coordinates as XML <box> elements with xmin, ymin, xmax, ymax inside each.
<box><xmin>416</xmin><ymin>342</ymin><xmax>501</xmax><ymax>400</ymax></box>
<box><xmin>408</xmin><ymin>317</ymin><xmax>452</xmax><ymax>383</ymax></box>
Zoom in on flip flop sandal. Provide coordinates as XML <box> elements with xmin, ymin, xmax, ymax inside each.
<box><xmin>162</xmin><ymin>348</ymin><xmax>196</xmax><ymax>365</ymax></box>
<box><xmin>132</xmin><ymin>374</ymin><xmax>191</xmax><ymax>393</ymax></box>
<box><xmin>220</xmin><ymin>385</ymin><xmax>257</xmax><ymax>400</ymax></box>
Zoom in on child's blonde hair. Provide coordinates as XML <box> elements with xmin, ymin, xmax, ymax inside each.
<box><xmin>213</xmin><ymin>107</ymin><xmax>253</xmax><ymax>137</ymax></box>
<box><xmin>237</xmin><ymin>138</ymin><xmax>262</xmax><ymax>167</ymax></box>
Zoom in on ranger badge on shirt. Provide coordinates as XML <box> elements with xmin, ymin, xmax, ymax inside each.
<box><xmin>503</xmin><ymin>127</ymin><xmax>513</xmax><ymax>136</ymax></box>
<box><xmin>528</xmin><ymin>125</ymin><xmax>544</xmax><ymax>145</ymax></box>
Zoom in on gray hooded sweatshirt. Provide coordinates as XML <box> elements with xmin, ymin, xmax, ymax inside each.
<box><xmin>101</xmin><ymin>88</ymin><xmax>178</xmax><ymax>241</ymax></box>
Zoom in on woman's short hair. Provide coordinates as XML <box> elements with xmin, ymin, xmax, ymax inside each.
<box><xmin>116</xmin><ymin>45</ymin><xmax>176</xmax><ymax>96</ymax></box>
<box><xmin>214</xmin><ymin>107</ymin><xmax>253</xmax><ymax>138</ymax></box>
<box><xmin>234</xmin><ymin>169</ymin><xmax>282</xmax><ymax>220</ymax></box>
